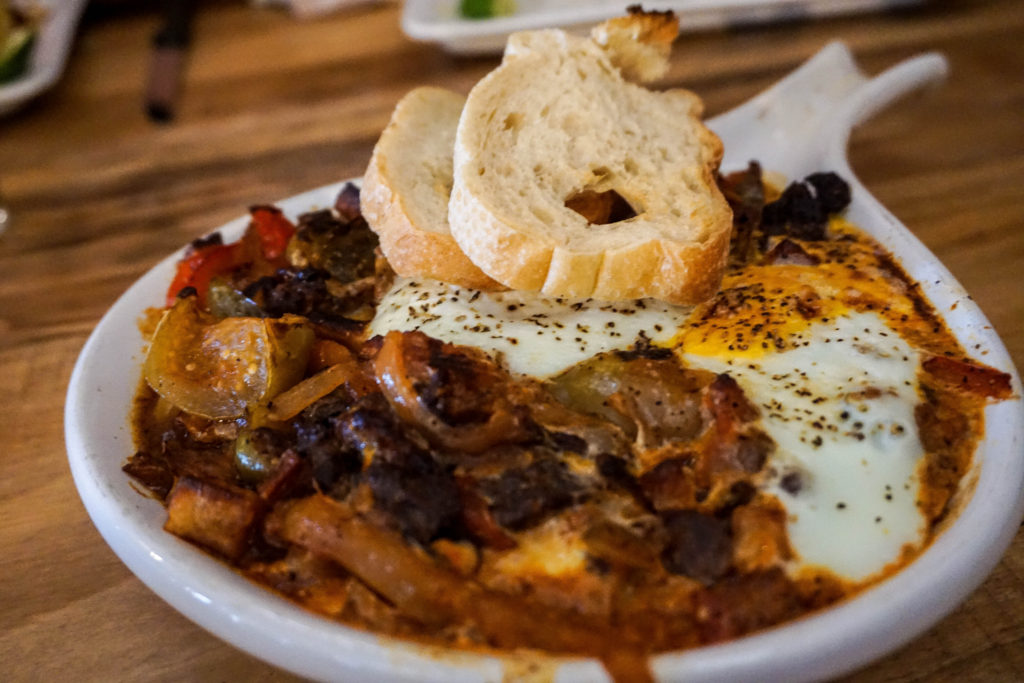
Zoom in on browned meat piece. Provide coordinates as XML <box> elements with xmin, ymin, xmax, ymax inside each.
<box><xmin>702</xmin><ymin>375</ymin><xmax>773</xmax><ymax>479</ymax></box>
<box><xmin>638</xmin><ymin>456</ymin><xmax>699</xmax><ymax>511</ymax></box>
<box><xmin>730</xmin><ymin>430</ymin><xmax>774</xmax><ymax>472</ymax></box>
<box><xmin>292</xmin><ymin>394</ymin><xmax>365</xmax><ymax>493</ymax></box>
<box><xmin>637</xmin><ymin>374</ymin><xmax>771</xmax><ymax>514</ymax></box>
<box><xmin>660</xmin><ymin>510</ymin><xmax>733</xmax><ymax>583</ymax></box>
<box><xmin>124</xmin><ymin>410</ymin><xmax>240</xmax><ymax>497</ymax></box>
<box><xmin>675</xmin><ymin>377</ymin><xmax>772</xmax><ymax>515</ymax></box>
<box><xmin>333</xmin><ymin>182</ymin><xmax>362</xmax><ymax>223</ymax></box>
<box><xmin>245</xmin><ymin>268</ymin><xmax>372</xmax><ymax>323</ymax></box>
<box><xmin>456</xmin><ymin>479</ymin><xmax>518</xmax><ymax>549</ymax></box>
<box><xmin>341</xmin><ymin>404</ymin><xmax>462</xmax><ymax>544</ymax></box>
<box><xmin>257</xmin><ymin>450</ymin><xmax>310</xmax><ymax>503</ymax></box>
<box><xmin>164</xmin><ymin>476</ymin><xmax>264</xmax><ymax>560</ymax></box>
<box><xmin>764</xmin><ymin>237</ymin><xmax>820</xmax><ymax>265</ymax></box>
<box><xmin>762</xmin><ymin>172</ymin><xmax>850</xmax><ymax>241</ymax></box>
<box><xmin>607</xmin><ymin>358</ymin><xmax>713</xmax><ymax>450</ymax></box>
<box><xmin>163</xmin><ymin>425</ymin><xmax>239</xmax><ymax>487</ymax></box>
<box><xmin>176</xmin><ymin>413</ymin><xmax>240</xmax><ymax>443</ymax></box>
<box><xmin>704</xmin><ymin>374</ymin><xmax>759</xmax><ymax>428</ymax></box>
<box><xmin>718</xmin><ymin>161</ymin><xmax>765</xmax><ymax>264</ymax></box>
<box><xmin>475</xmin><ymin>454</ymin><xmax>582</xmax><ymax>531</ymax></box>
<box><xmin>806</xmin><ymin>172</ymin><xmax>851</xmax><ymax>214</ymax></box>
<box><xmin>122</xmin><ymin>450</ymin><xmax>176</xmax><ymax>499</ymax></box>
<box><xmin>373</xmin><ymin>330</ymin><xmax>529</xmax><ymax>454</ymax></box>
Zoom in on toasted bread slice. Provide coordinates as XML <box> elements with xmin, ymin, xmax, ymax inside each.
<box><xmin>448</xmin><ymin>26</ymin><xmax>732</xmax><ymax>305</ymax></box>
<box><xmin>361</xmin><ymin>87</ymin><xmax>501</xmax><ymax>291</ymax></box>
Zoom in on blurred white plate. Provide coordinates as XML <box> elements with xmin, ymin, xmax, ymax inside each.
<box><xmin>0</xmin><ymin>0</ymin><xmax>88</xmax><ymax>116</ymax></box>
<box><xmin>66</xmin><ymin>42</ymin><xmax>1024</xmax><ymax>682</ymax></box>
<box><xmin>402</xmin><ymin>0</ymin><xmax>924</xmax><ymax>54</ymax></box>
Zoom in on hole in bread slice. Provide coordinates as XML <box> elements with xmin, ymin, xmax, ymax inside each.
<box><xmin>564</xmin><ymin>189</ymin><xmax>638</xmax><ymax>225</ymax></box>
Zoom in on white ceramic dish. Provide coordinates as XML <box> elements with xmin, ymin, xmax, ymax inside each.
<box><xmin>0</xmin><ymin>0</ymin><xmax>88</xmax><ymax>116</ymax></box>
<box><xmin>402</xmin><ymin>0</ymin><xmax>925</xmax><ymax>54</ymax></box>
<box><xmin>66</xmin><ymin>42</ymin><xmax>1024</xmax><ymax>682</ymax></box>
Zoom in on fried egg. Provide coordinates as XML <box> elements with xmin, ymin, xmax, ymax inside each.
<box><xmin>370</xmin><ymin>276</ymin><xmax>928</xmax><ymax>582</ymax></box>
<box><xmin>680</xmin><ymin>311</ymin><xmax>925</xmax><ymax>580</ymax></box>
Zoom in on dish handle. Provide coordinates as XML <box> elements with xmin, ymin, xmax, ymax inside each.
<box><xmin>712</xmin><ymin>41</ymin><xmax>949</xmax><ymax>176</ymax></box>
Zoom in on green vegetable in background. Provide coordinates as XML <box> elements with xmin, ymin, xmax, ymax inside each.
<box><xmin>459</xmin><ymin>0</ymin><xmax>516</xmax><ymax>20</ymax></box>
<box><xmin>0</xmin><ymin>2</ymin><xmax>39</xmax><ymax>84</ymax></box>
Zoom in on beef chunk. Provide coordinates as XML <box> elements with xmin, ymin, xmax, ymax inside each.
<box><xmin>478</xmin><ymin>457</ymin><xmax>582</xmax><ymax>531</ymax></box>
<box><xmin>547</xmin><ymin>430</ymin><xmax>588</xmax><ymax>454</ymax></box>
<box><xmin>419</xmin><ymin>346</ymin><xmax>496</xmax><ymax>426</ymax></box>
<box><xmin>605</xmin><ymin>356</ymin><xmax>712</xmax><ymax>448</ymax></box>
<box><xmin>718</xmin><ymin>161</ymin><xmax>766</xmax><ymax>264</ymax></box>
<box><xmin>761</xmin><ymin>172</ymin><xmax>851</xmax><ymax>241</ymax></box>
<box><xmin>338</xmin><ymin>401</ymin><xmax>423</xmax><ymax>464</ymax></box>
<box><xmin>639</xmin><ymin>456</ymin><xmax>698</xmax><ymax>511</ymax></box>
<box><xmin>160</xmin><ymin>425</ymin><xmax>238</xmax><ymax>488</ymax></box>
<box><xmin>661</xmin><ymin>510</ymin><xmax>733</xmax><ymax>584</ymax></box>
<box><xmin>246</xmin><ymin>268</ymin><xmax>362</xmax><ymax>320</ymax></box>
<box><xmin>123</xmin><ymin>450</ymin><xmax>176</xmax><ymax>499</ymax></box>
<box><xmin>333</xmin><ymin>182</ymin><xmax>362</xmax><ymax>223</ymax></box>
<box><xmin>364</xmin><ymin>457</ymin><xmax>461</xmax><ymax>545</ymax></box>
<box><xmin>764</xmin><ymin>238</ymin><xmax>820</xmax><ymax>266</ymax></box>
<box><xmin>762</xmin><ymin>182</ymin><xmax>827</xmax><ymax>240</ymax></box>
<box><xmin>715</xmin><ymin>480</ymin><xmax>757</xmax><ymax>516</ymax></box>
<box><xmin>806</xmin><ymin>172</ymin><xmax>851</xmax><ymax>214</ymax></box>
<box><xmin>293</xmin><ymin>394</ymin><xmax>363</xmax><ymax>491</ymax></box>
<box><xmin>339</xmin><ymin>404</ymin><xmax>461</xmax><ymax>545</ymax></box>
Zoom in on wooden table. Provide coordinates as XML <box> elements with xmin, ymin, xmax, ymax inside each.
<box><xmin>1</xmin><ymin>0</ymin><xmax>1021</xmax><ymax>680</ymax></box>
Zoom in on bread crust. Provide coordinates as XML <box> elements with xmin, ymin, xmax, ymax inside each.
<box><xmin>591</xmin><ymin>6</ymin><xmax>679</xmax><ymax>83</ymax></box>
<box><xmin>361</xmin><ymin>87</ymin><xmax>502</xmax><ymax>291</ymax></box>
<box><xmin>448</xmin><ymin>30</ymin><xmax>732</xmax><ymax>305</ymax></box>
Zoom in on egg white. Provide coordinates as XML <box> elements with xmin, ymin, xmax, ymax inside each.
<box><xmin>371</xmin><ymin>277</ymin><xmax>691</xmax><ymax>377</ymax></box>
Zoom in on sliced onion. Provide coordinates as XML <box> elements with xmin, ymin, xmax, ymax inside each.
<box><xmin>372</xmin><ymin>331</ymin><xmax>523</xmax><ymax>454</ymax></box>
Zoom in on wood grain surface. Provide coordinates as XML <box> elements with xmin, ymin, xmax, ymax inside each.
<box><xmin>1</xmin><ymin>0</ymin><xmax>1022</xmax><ymax>680</ymax></box>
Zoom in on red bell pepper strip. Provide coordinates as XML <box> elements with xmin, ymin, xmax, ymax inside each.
<box><xmin>165</xmin><ymin>206</ymin><xmax>296</xmax><ymax>309</ymax></box>
<box><xmin>165</xmin><ymin>242</ymin><xmax>240</xmax><ymax>308</ymax></box>
<box><xmin>249</xmin><ymin>206</ymin><xmax>296</xmax><ymax>262</ymax></box>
